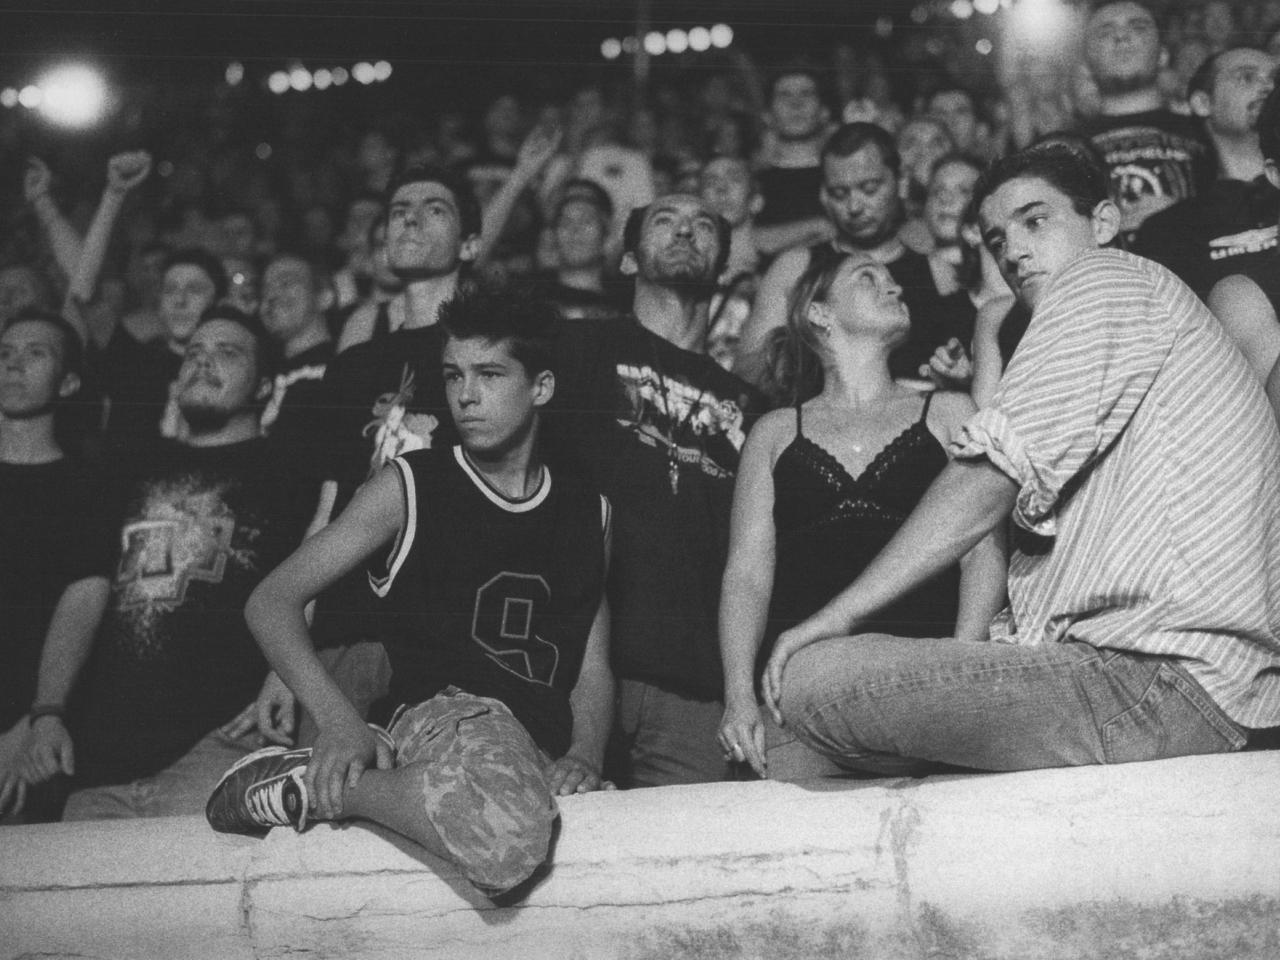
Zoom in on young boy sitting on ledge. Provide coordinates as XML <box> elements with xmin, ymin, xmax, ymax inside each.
<box><xmin>206</xmin><ymin>284</ymin><xmax>614</xmax><ymax>899</ymax></box>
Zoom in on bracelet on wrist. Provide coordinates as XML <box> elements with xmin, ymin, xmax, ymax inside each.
<box><xmin>28</xmin><ymin>704</ymin><xmax>66</xmax><ymax>726</ymax></box>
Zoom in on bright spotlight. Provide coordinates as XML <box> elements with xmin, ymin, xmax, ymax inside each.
<box><xmin>974</xmin><ymin>0</ymin><xmax>1000</xmax><ymax>13</ymax></box>
<box><xmin>601</xmin><ymin>38</ymin><xmax>622</xmax><ymax>60</ymax></box>
<box><xmin>35</xmin><ymin>64</ymin><xmax>108</xmax><ymax>128</ymax></box>
<box><xmin>289</xmin><ymin>67</ymin><xmax>312</xmax><ymax>92</ymax></box>
<box><xmin>644</xmin><ymin>31</ymin><xmax>666</xmax><ymax>55</ymax></box>
<box><xmin>373</xmin><ymin>60</ymin><xmax>392</xmax><ymax>82</ymax></box>
<box><xmin>352</xmin><ymin>62</ymin><xmax>376</xmax><ymax>84</ymax></box>
<box><xmin>331</xmin><ymin>66</ymin><xmax>350</xmax><ymax>86</ymax></box>
<box><xmin>313</xmin><ymin>68</ymin><xmax>333</xmax><ymax>90</ymax></box>
<box><xmin>0</xmin><ymin>88</ymin><xmax>17</xmax><ymax>108</ymax></box>
<box><xmin>975</xmin><ymin>38</ymin><xmax>994</xmax><ymax>54</ymax></box>
<box><xmin>950</xmin><ymin>0</ymin><xmax>974</xmax><ymax>19</ymax></box>
<box><xmin>225</xmin><ymin>61</ymin><xmax>245</xmax><ymax>86</ymax></box>
<box><xmin>19</xmin><ymin>85</ymin><xmax>43</xmax><ymax>109</ymax></box>
<box><xmin>1008</xmin><ymin>0</ymin><xmax>1075</xmax><ymax>50</ymax></box>
<box><xmin>688</xmin><ymin>26</ymin><xmax>711</xmax><ymax>51</ymax></box>
<box><xmin>666</xmin><ymin>29</ymin><xmax>689</xmax><ymax>54</ymax></box>
<box><xmin>267</xmin><ymin>71</ymin><xmax>290</xmax><ymax>94</ymax></box>
<box><xmin>709</xmin><ymin>23</ymin><xmax>733</xmax><ymax>48</ymax></box>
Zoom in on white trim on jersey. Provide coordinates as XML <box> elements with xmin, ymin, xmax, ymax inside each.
<box><xmin>368</xmin><ymin>456</ymin><xmax>419</xmax><ymax>598</ymax></box>
<box><xmin>453</xmin><ymin>445</ymin><xmax>552</xmax><ymax>513</ymax></box>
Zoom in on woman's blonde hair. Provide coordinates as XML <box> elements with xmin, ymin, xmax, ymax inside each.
<box><xmin>765</xmin><ymin>246</ymin><xmax>857</xmax><ymax>405</ymax></box>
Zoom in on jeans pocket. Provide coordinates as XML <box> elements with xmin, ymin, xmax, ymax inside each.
<box><xmin>1102</xmin><ymin>662</ymin><xmax>1246</xmax><ymax>764</ymax></box>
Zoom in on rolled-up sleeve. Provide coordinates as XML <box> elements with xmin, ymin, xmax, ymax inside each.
<box><xmin>950</xmin><ymin>250</ymin><xmax>1176</xmax><ymax>536</ymax></box>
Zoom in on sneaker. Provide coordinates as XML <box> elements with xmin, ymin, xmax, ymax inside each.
<box><xmin>206</xmin><ymin>745</ymin><xmax>312</xmax><ymax>835</ymax></box>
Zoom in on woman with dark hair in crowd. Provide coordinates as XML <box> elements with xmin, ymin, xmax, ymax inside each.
<box><xmin>717</xmin><ymin>248</ymin><xmax>1006</xmax><ymax>781</ymax></box>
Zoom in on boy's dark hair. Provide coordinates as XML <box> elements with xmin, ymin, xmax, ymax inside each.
<box><xmin>3</xmin><ymin>308</ymin><xmax>83</xmax><ymax>379</ymax></box>
<box><xmin>621</xmin><ymin>202</ymin><xmax>732</xmax><ymax>277</ymax></box>
<box><xmin>1257</xmin><ymin>83</ymin><xmax>1280</xmax><ymax>165</ymax></box>
<box><xmin>821</xmin><ymin>122</ymin><xmax>901</xmax><ymax>178</ymax></box>
<box><xmin>972</xmin><ymin>141</ymin><xmax>1110</xmax><ymax>219</ymax></box>
<box><xmin>163</xmin><ymin>248</ymin><xmax>230</xmax><ymax>302</ymax></box>
<box><xmin>437</xmin><ymin>282</ymin><xmax>558</xmax><ymax>379</ymax></box>
<box><xmin>1187</xmin><ymin>46</ymin><xmax>1266</xmax><ymax>102</ymax></box>
<box><xmin>195</xmin><ymin>303</ymin><xmax>277</xmax><ymax>379</ymax></box>
<box><xmin>1087</xmin><ymin>0</ymin><xmax>1160</xmax><ymax>25</ymax></box>
<box><xmin>384</xmin><ymin>164</ymin><xmax>482</xmax><ymax>239</ymax></box>
<box><xmin>265</xmin><ymin>249</ymin><xmax>329</xmax><ymax>293</ymax></box>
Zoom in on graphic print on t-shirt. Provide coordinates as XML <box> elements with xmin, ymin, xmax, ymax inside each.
<box><xmin>615</xmin><ymin>362</ymin><xmax>747</xmax><ymax>480</ymax></box>
<box><xmin>113</xmin><ymin>477</ymin><xmax>254</xmax><ymax>657</ymax></box>
<box><xmin>362</xmin><ymin>363</ymin><xmax>440</xmax><ymax>476</ymax></box>
<box><xmin>471</xmin><ymin>571</ymin><xmax>560</xmax><ymax>687</ymax></box>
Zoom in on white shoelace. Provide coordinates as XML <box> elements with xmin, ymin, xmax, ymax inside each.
<box><xmin>245</xmin><ymin>769</ymin><xmax>308</xmax><ymax>831</ymax></box>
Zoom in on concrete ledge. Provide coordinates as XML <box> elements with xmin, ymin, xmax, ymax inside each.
<box><xmin>4</xmin><ymin>753</ymin><xmax>1279</xmax><ymax>959</ymax></box>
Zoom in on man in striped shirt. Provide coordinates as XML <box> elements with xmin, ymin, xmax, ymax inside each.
<box><xmin>758</xmin><ymin>142</ymin><xmax>1280</xmax><ymax>774</ymax></box>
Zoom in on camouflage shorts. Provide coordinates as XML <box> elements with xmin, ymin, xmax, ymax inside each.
<box><xmin>388</xmin><ymin>686</ymin><xmax>557</xmax><ymax>896</ymax></box>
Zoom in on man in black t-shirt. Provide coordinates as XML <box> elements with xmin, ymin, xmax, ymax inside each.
<box><xmin>1078</xmin><ymin>0</ymin><xmax>1214</xmax><ymax>243</ymax></box>
<box><xmin>257</xmin><ymin>252</ymin><xmax>336</xmax><ymax>479</ymax></box>
<box><xmin>1134</xmin><ymin>47</ymin><xmax>1279</xmax><ymax>297</ymax></box>
<box><xmin>95</xmin><ymin>249</ymin><xmax>228</xmax><ymax>446</ymax></box>
<box><xmin>740</xmin><ymin>122</ymin><xmax>976</xmax><ymax>391</ymax></box>
<box><xmin>64</xmin><ymin>309</ymin><xmax>315</xmax><ymax>819</ymax></box>
<box><xmin>550</xmin><ymin>194</ymin><xmax>766</xmax><ymax>788</ymax></box>
<box><xmin>0</xmin><ymin>311</ymin><xmax>110</xmax><ymax>824</ymax></box>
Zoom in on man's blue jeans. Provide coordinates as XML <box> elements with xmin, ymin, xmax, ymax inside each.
<box><xmin>778</xmin><ymin>635</ymin><xmax>1247</xmax><ymax>775</ymax></box>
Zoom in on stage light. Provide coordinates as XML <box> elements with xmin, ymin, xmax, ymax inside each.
<box><xmin>709</xmin><ymin>24</ymin><xmax>733</xmax><ymax>48</ymax></box>
<box><xmin>601</xmin><ymin>38</ymin><xmax>622</xmax><ymax>60</ymax></box>
<box><xmin>19</xmin><ymin>86</ymin><xmax>43</xmax><ymax>109</ymax></box>
<box><xmin>289</xmin><ymin>67</ymin><xmax>312</xmax><ymax>92</ymax></box>
<box><xmin>373</xmin><ymin>61</ymin><xmax>392</xmax><ymax>81</ymax></box>
<box><xmin>267</xmin><ymin>71</ymin><xmax>289</xmax><ymax>94</ymax></box>
<box><xmin>256</xmin><ymin>142</ymin><xmax>272</xmax><ymax>160</ymax></box>
<box><xmin>622</xmin><ymin>36</ymin><xmax>640</xmax><ymax>54</ymax></box>
<box><xmin>974</xmin><ymin>0</ymin><xmax>1000</xmax><ymax>14</ymax></box>
<box><xmin>0</xmin><ymin>88</ymin><xmax>17</xmax><ymax>108</ymax></box>
<box><xmin>976</xmin><ymin>38</ymin><xmax>994</xmax><ymax>54</ymax></box>
<box><xmin>666</xmin><ymin>29</ymin><xmax>688</xmax><ymax>54</ymax></box>
<box><xmin>911</xmin><ymin>6</ymin><xmax>929</xmax><ymax>23</ymax></box>
<box><xmin>688</xmin><ymin>26</ymin><xmax>711</xmax><ymax>51</ymax></box>
<box><xmin>875</xmin><ymin>15</ymin><xmax>894</xmax><ymax>37</ymax></box>
<box><xmin>35</xmin><ymin>64</ymin><xmax>108</xmax><ymax>127</ymax></box>
<box><xmin>950</xmin><ymin>0</ymin><xmax>974</xmax><ymax>19</ymax></box>
<box><xmin>332</xmin><ymin>66</ymin><xmax>350</xmax><ymax>86</ymax></box>
<box><xmin>353</xmin><ymin>62</ymin><xmax>376</xmax><ymax>84</ymax></box>
<box><xmin>644</xmin><ymin>31</ymin><xmax>666</xmax><ymax>55</ymax></box>
<box><xmin>1008</xmin><ymin>0</ymin><xmax>1074</xmax><ymax>50</ymax></box>
<box><xmin>225</xmin><ymin>62</ymin><xmax>244</xmax><ymax>86</ymax></box>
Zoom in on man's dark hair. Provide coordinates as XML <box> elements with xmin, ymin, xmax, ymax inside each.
<box><xmin>195</xmin><ymin>303</ymin><xmax>277</xmax><ymax>379</ymax></box>
<box><xmin>1256</xmin><ymin>83</ymin><xmax>1280</xmax><ymax>164</ymax></box>
<box><xmin>972</xmin><ymin>142</ymin><xmax>1110</xmax><ymax>219</ymax></box>
<box><xmin>1187</xmin><ymin>46</ymin><xmax>1266</xmax><ymax>101</ymax></box>
<box><xmin>621</xmin><ymin>200</ymin><xmax>733</xmax><ymax>278</ymax></box>
<box><xmin>766</xmin><ymin>65</ymin><xmax>830</xmax><ymax>111</ymax></box>
<box><xmin>3</xmin><ymin>308</ymin><xmax>83</xmax><ymax>379</ymax></box>
<box><xmin>384</xmin><ymin>164</ymin><xmax>482</xmax><ymax>239</ymax></box>
<box><xmin>1087</xmin><ymin>0</ymin><xmax>1161</xmax><ymax>25</ymax></box>
<box><xmin>163</xmin><ymin>248</ymin><xmax>230</xmax><ymax>302</ymax></box>
<box><xmin>265</xmin><ymin>249</ymin><xmax>329</xmax><ymax>293</ymax></box>
<box><xmin>821</xmin><ymin>122</ymin><xmax>901</xmax><ymax>178</ymax></box>
<box><xmin>555</xmin><ymin>178</ymin><xmax>614</xmax><ymax>221</ymax></box>
<box><xmin>437</xmin><ymin>282</ymin><xmax>558</xmax><ymax>379</ymax></box>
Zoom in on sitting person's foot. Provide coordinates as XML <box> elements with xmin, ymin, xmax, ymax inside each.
<box><xmin>206</xmin><ymin>745</ymin><xmax>312</xmax><ymax>835</ymax></box>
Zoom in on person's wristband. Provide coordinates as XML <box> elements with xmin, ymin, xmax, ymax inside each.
<box><xmin>28</xmin><ymin>704</ymin><xmax>66</xmax><ymax>726</ymax></box>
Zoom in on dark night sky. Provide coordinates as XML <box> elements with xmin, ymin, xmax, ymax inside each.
<box><xmin>1</xmin><ymin>0</ymin><xmax>908</xmax><ymax>84</ymax></box>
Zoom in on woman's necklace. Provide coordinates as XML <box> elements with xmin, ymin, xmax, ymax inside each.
<box><xmin>648</xmin><ymin>337</ymin><xmax>707</xmax><ymax>495</ymax></box>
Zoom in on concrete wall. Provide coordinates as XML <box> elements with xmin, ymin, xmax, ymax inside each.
<box><xmin>3</xmin><ymin>752</ymin><xmax>1278</xmax><ymax>959</ymax></box>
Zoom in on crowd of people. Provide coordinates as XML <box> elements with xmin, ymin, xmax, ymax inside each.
<box><xmin>5</xmin><ymin>0</ymin><xmax>1280</xmax><ymax>903</ymax></box>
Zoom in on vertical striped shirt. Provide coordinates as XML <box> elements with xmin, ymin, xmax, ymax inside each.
<box><xmin>953</xmin><ymin>248</ymin><xmax>1280</xmax><ymax>729</ymax></box>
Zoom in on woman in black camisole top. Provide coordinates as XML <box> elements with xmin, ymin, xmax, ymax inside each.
<box><xmin>717</xmin><ymin>248</ymin><xmax>1008</xmax><ymax>781</ymax></box>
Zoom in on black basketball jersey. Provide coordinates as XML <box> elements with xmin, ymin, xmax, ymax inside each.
<box><xmin>370</xmin><ymin>446</ymin><xmax>609</xmax><ymax>757</ymax></box>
